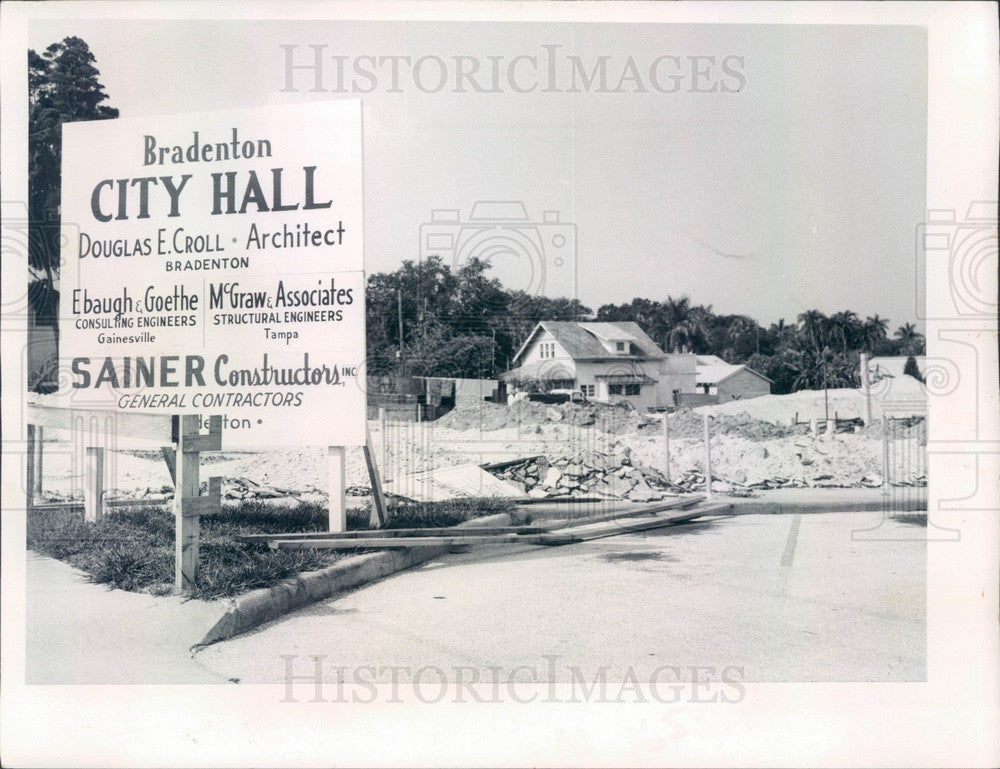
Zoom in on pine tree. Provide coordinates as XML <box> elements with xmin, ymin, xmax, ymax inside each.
<box><xmin>28</xmin><ymin>37</ymin><xmax>118</xmax><ymax>284</ymax></box>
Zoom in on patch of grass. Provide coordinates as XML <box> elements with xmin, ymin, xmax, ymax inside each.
<box><xmin>28</xmin><ymin>507</ymin><xmax>174</xmax><ymax>591</ymax></box>
<box><xmin>27</xmin><ymin>504</ymin><xmax>337</xmax><ymax>600</ymax></box>
<box><xmin>893</xmin><ymin>512</ymin><xmax>927</xmax><ymax>527</ymax></box>
<box><xmin>27</xmin><ymin>496</ymin><xmax>516</xmax><ymax>599</ymax></box>
<box><xmin>382</xmin><ymin>496</ymin><xmax>516</xmax><ymax>529</ymax></box>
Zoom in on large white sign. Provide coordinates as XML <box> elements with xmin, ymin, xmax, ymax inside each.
<box><xmin>59</xmin><ymin>101</ymin><xmax>365</xmax><ymax>446</ymax></box>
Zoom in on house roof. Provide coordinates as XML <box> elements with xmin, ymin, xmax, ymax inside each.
<box><xmin>696</xmin><ymin>362</ymin><xmax>773</xmax><ymax>386</ymax></box>
<box><xmin>511</xmin><ymin>321</ymin><xmax>666</xmax><ymax>366</ymax></box>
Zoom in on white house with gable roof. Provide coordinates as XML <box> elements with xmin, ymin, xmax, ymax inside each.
<box><xmin>503</xmin><ymin>321</ymin><xmax>697</xmax><ymax>410</ymax></box>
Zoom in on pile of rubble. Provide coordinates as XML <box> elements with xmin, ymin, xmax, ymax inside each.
<box><xmin>488</xmin><ymin>449</ymin><xmax>675</xmax><ymax>501</ymax></box>
<box><xmin>97</xmin><ymin>477</ymin><xmax>376</xmax><ymax>508</ymax></box>
<box><xmin>487</xmin><ymin>448</ymin><xmax>928</xmax><ymax>501</ymax></box>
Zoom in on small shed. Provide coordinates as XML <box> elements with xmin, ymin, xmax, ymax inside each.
<box><xmin>695</xmin><ymin>356</ymin><xmax>772</xmax><ymax>402</ymax></box>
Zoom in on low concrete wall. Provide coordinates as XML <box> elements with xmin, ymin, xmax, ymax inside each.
<box><xmin>197</xmin><ymin>512</ymin><xmax>514</xmax><ymax>647</ymax></box>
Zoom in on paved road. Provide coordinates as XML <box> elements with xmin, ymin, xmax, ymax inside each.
<box><xmin>195</xmin><ymin>511</ymin><xmax>926</xmax><ymax>684</ymax></box>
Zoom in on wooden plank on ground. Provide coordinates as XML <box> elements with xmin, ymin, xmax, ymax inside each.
<box><xmin>275</xmin><ymin>533</ymin><xmax>531</xmax><ymax>549</ymax></box>
<box><xmin>270</xmin><ymin>501</ymin><xmax>731</xmax><ymax>551</ymax></box>
<box><xmin>237</xmin><ymin>524</ymin><xmax>549</xmax><ymax>543</ymax></box>
<box><xmin>520</xmin><ymin>495</ymin><xmax>705</xmax><ymax>522</ymax></box>
<box><xmin>535</xmin><ymin>502</ymin><xmax>732</xmax><ymax>546</ymax></box>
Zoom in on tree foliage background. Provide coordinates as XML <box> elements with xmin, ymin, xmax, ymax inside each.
<box><xmin>367</xmin><ymin>256</ymin><xmax>925</xmax><ymax>393</ymax></box>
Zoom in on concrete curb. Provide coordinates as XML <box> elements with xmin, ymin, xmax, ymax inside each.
<box><xmin>197</xmin><ymin>512</ymin><xmax>514</xmax><ymax>647</ymax></box>
<box><xmin>729</xmin><ymin>489</ymin><xmax>927</xmax><ymax>516</ymax></box>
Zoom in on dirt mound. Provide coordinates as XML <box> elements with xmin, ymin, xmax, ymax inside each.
<box><xmin>663</xmin><ymin>408</ymin><xmax>794</xmax><ymax>441</ymax></box>
<box><xmin>695</xmin><ymin>386</ymin><xmax>927</xmax><ymax>425</ymax></box>
<box><xmin>435</xmin><ymin>400</ymin><xmax>643</xmax><ymax>434</ymax></box>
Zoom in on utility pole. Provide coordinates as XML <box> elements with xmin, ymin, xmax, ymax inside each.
<box><xmin>397</xmin><ymin>288</ymin><xmax>404</xmax><ymax>374</ymax></box>
<box><xmin>823</xmin><ymin>356</ymin><xmax>830</xmax><ymax>423</ymax></box>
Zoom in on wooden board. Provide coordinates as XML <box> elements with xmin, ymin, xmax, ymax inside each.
<box><xmin>270</xmin><ymin>501</ymin><xmax>732</xmax><ymax>550</ymax></box>
<box><xmin>238</xmin><ymin>525</ymin><xmax>549</xmax><ymax>542</ymax></box>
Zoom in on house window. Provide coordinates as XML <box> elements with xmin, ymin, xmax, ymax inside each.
<box><xmin>538</xmin><ymin>341</ymin><xmax>557</xmax><ymax>359</ymax></box>
<box><xmin>615</xmin><ymin>341</ymin><xmax>627</xmax><ymax>352</ymax></box>
<box><xmin>581</xmin><ymin>384</ymin><xmax>595</xmax><ymax>397</ymax></box>
<box><xmin>609</xmin><ymin>383</ymin><xmax>641</xmax><ymax>396</ymax></box>
<box><xmin>625</xmin><ymin>384</ymin><xmax>640</xmax><ymax>396</ymax></box>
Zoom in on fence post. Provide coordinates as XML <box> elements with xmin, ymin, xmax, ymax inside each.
<box><xmin>379</xmin><ymin>407</ymin><xmax>387</xmax><ymax>479</ymax></box>
<box><xmin>860</xmin><ymin>352</ymin><xmax>872</xmax><ymax>425</ymax></box>
<box><xmin>26</xmin><ymin>424</ymin><xmax>36</xmax><ymax>511</ymax></box>
<box><xmin>703</xmin><ymin>413</ymin><xmax>714</xmax><ymax>499</ymax></box>
<box><xmin>34</xmin><ymin>426</ymin><xmax>44</xmax><ymax>497</ymax></box>
<box><xmin>882</xmin><ymin>418</ymin><xmax>891</xmax><ymax>497</ymax></box>
<box><xmin>328</xmin><ymin>446</ymin><xmax>347</xmax><ymax>532</ymax></box>
<box><xmin>662</xmin><ymin>412</ymin><xmax>671</xmax><ymax>484</ymax></box>
<box><xmin>84</xmin><ymin>446</ymin><xmax>105</xmax><ymax>523</ymax></box>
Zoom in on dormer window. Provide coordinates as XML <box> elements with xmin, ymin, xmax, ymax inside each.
<box><xmin>615</xmin><ymin>341</ymin><xmax>627</xmax><ymax>353</ymax></box>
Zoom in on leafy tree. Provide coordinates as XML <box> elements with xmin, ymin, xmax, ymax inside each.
<box><xmin>364</xmin><ymin>256</ymin><xmax>589</xmax><ymax>377</ymax></box>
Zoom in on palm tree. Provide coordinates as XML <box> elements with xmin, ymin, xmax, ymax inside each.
<box><xmin>662</xmin><ymin>295</ymin><xmax>708</xmax><ymax>353</ymax></box>
<box><xmin>797</xmin><ymin>310</ymin><xmax>829</xmax><ymax>352</ymax></box>
<box><xmin>829</xmin><ymin>310</ymin><xmax>861</xmax><ymax>352</ymax></box>
<box><xmin>862</xmin><ymin>314</ymin><xmax>889</xmax><ymax>352</ymax></box>
<box><xmin>894</xmin><ymin>323</ymin><xmax>925</xmax><ymax>355</ymax></box>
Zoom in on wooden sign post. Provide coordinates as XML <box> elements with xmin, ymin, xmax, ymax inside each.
<box><xmin>328</xmin><ymin>445</ymin><xmax>347</xmax><ymax>532</ymax></box>
<box><xmin>172</xmin><ymin>415</ymin><xmax>222</xmax><ymax>591</ymax></box>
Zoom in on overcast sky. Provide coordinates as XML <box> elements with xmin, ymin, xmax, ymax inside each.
<box><xmin>31</xmin><ymin>19</ymin><xmax>927</xmax><ymax>328</ymax></box>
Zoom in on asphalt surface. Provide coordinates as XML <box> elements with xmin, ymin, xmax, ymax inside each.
<box><xmin>194</xmin><ymin>511</ymin><xmax>926</xmax><ymax>684</ymax></box>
